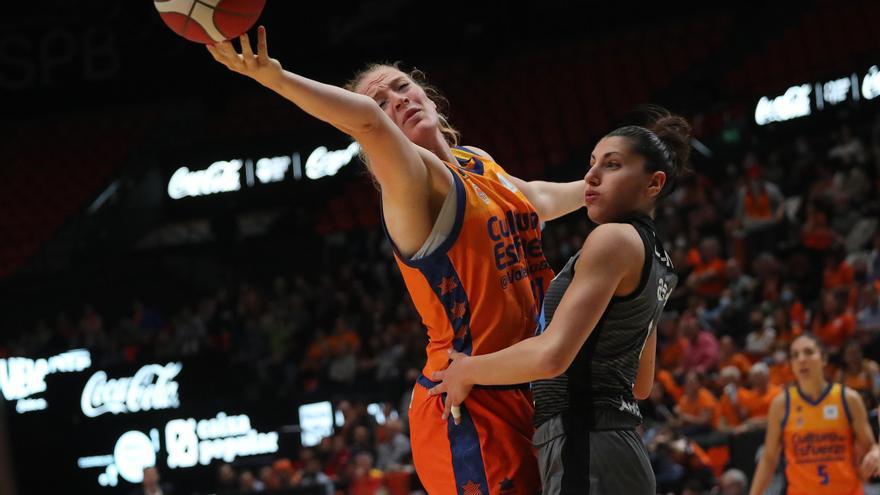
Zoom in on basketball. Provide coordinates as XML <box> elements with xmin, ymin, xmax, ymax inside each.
<box><xmin>154</xmin><ymin>0</ymin><xmax>266</xmax><ymax>44</ymax></box>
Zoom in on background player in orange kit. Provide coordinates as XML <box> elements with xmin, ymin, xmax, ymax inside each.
<box><xmin>749</xmin><ymin>334</ymin><xmax>880</xmax><ymax>495</ymax></box>
<box><xmin>207</xmin><ymin>27</ymin><xmax>587</xmax><ymax>494</ymax></box>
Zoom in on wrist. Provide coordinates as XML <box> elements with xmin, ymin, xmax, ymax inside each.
<box><xmin>459</xmin><ymin>355</ymin><xmax>478</xmax><ymax>387</ymax></box>
<box><xmin>258</xmin><ymin>67</ymin><xmax>285</xmax><ymax>92</ymax></box>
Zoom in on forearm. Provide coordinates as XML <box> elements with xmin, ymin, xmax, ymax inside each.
<box><xmin>749</xmin><ymin>454</ymin><xmax>779</xmax><ymax>495</ymax></box>
<box><xmin>266</xmin><ymin>69</ymin><xmax>382</xmax><ymax>136</ymax></box>
<box><xmin>530</xmin><ymin>180</ymin><xmax>585</xmax><ymax>221</ymax></box>
<box><xmin>465</xmin><ymin>334</ymin><xmax>559</xmax><ymax>386</ymax></box>
<box><xmin>633</xmin><ymin>331</ymin><xmax>657</xmax><ymax>399</ymax></box>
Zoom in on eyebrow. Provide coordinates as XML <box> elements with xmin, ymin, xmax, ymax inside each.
<box><xmin>366</xmin><ymin>76</ymin><xmax>406</xmax><ymax>99</ymax></box>
<box><xmin>589</xmin><ymin>151</ymin><xmax>623</xmax><ymax>160</ymax></box>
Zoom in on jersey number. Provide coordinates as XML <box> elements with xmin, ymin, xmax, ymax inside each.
<box><xmin>817</xmin><ymin>464</ymin><xmax>829</xmax><ymax>485</ymax></box>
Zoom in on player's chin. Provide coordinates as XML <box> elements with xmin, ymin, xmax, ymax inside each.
<box><xmin>403</xmin><ymin>119</ymin><xmax>435</xmax><ymax>145</ymax></box>
<box><xmin>586</xmin><ymin>206</ymin><xmax>608</xmax><ymax>224</ymax></box>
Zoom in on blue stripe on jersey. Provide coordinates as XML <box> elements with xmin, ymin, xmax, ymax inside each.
<box><xmin>781</xmin><ymin>387</ymin><xmax>790</xmax><ymax>428</ymax></box>
<box><xmin>534</xmin><ymin>305</ymin><xmax>547</xmax><ymax>336</ymax></box>
<box><xmin>795</xmin><ymin>381</ymin><xmax>833</xmax><ymax>406</ymax></box>
<box><xmin>418</xmin><ymin>256</ymin><xmax>474</xmax><ymax>355</ymax></box>
<box><xmin>453</xmin><ymin>146</ymin><xmax>486</xmax><ymax>175</ymax></box>
<box><xmin>780</xmin><ymin>388</ymin><xmax>791</xmax><ymax>493</ymax></box>
<box><xmin>447</xmin><ymin>402</ymin><xmax>490</xmax><ymax>495</ymax></box>
<box><xmin>418</xmin><ymin>373</ymin><xmax>529</xmax><ymax>391</ymax></box>
<box><xmin>841</xmin><ymin>383</ymin><xmax>853</xmax><ymax>424</ymax></box>
<box><xmin>468</xmin><ymin>156</ymin><xmax>485</xmax><ymax>175</ymax></box>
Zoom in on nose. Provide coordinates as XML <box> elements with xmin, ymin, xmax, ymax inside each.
<box><xmin>584</xmin><ymin>166</ymin><xmax>600</xmax><ymax>185</ymax></box>
<box><xmin>394</xmin><ymin>94</ymin><xmax>410</xmax><ymax>110</ymax></box>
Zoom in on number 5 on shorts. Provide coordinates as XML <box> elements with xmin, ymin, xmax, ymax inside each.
<box><xmin>817</xmin><ymin>464</ymin><xmax>829</xmax><ymax>485</ymax></box>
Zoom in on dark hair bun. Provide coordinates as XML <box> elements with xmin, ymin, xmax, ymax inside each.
<box><xmin>650</xmin><ymin>113</ymin><xmax>693</xmax><ymax>177</ymax></box>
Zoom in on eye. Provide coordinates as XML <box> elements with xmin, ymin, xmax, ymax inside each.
<box><xmin>377</xmin><ymin>99</ymin><xmax>387</xmax><ymax>109</ymax></box>
<box><xmin>606</xmin><ymin>161</ymin><xmax>621</xmax><ymax>169</ymax></box>
<box><xmin>398</xmin><ymin>82</ymin><xmax>410</xmax><ymax>91</ymax></box>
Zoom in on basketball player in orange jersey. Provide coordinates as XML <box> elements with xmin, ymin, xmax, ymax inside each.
<box><xmin>749</xmin><ymin>334</ymin><xmax>880</xmax><ymax>495</ymax></box>
<box><xmin>207</xmin><ymin>27</ymin><xmax>586</xmax><ymax>494</ymax></box>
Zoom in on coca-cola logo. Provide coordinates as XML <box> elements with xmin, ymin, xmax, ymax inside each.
<box><xmin>81</xmin><ymin>363</ymin><xmax>182</xmax><ymax>418</ymax></box>
<box><xmin>305</xmin><ymin>142</ymin><xmax>360</xmax><ymax>180</ymax></box>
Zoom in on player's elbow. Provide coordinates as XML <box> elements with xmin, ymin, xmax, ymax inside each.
<box><xmin>633</xmin><ymin>382</ymin><xmax>652</xmax><ymax>400</ymax></box>
<box><xmin>527</xmin><ymin>188</ymin><xmax>551</xmax><ymax>222</ymax></box>
<box><xmin>536</xmin><ymin>343</ymin><xmax>569</xmax><ymax>379</ymax></box>
<box><xmin>347</xmin><ymin>98</ymin><xmax>387</xmax><ymax>137</ymax></box>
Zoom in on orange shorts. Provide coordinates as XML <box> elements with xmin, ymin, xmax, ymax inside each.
<box><xmin>408</xmin><ymin>376</ymin><xmax>540</xmax><ymax>495</ymax></box>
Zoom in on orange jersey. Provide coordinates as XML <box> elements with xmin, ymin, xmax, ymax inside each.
<box><xmin>782</xmin><ymin>383</ymin><xmax>862</xmax><ymax>495</ymax></box>
<box><xmin>391</xmin><ymin>147</ymin><xmax>553</xmax><ymax>377</ymax></box>
<box><xmin>813</xmin><ymin>313</ymin><xmax>856</xmax><ymax>350</ymax></box>
<box><xmin>393</xmin><ymin>147</ymin><xmax>553</xmax><ymax>494</ymax></box>
<box><xmin>720</xmin><ymin>352</ymin><xmax>753</xmax><ymax>377</ymax></box>
<box><xmin>744</xmin><ymin>189</ymin><xmax>772</xmax><ymax>218</ymax></box>
<box><xmin>824</xmin><ymin>262</ymin><xmax>855</xmax><ymax>290</ymax></box>
<box><xmin>718</xmin><ymin>387</ymin><xmax>749</xmax><ymax>427</ymax></box>
<box><xmin>677</xmin><ymin>388</ymin><xmax>719</xmax><ymax>425</ymax></box>
<box><xmin>740</xmin><ymin>385</ymin><xmax>781</xmax><ymax>419</ymax></box>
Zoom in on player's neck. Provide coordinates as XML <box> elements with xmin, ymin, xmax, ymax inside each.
<box><xmin>798</xmin><ymin>377</ymin><xmax>829</xmax><ymax>401</ymax></box>
<box><xmin>424</xmin><ymin>132</ymin><xmax>456</xmax><ymax>164</ymax></box>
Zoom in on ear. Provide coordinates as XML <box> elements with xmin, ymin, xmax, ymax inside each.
<box><xmin>646</xmin><ymin>170</ymin><xmax>667</xmax><ymax>198</ymax></box>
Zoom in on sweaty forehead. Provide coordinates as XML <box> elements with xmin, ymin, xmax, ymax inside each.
<box><xmin>357</xmin><ymin>68</ymin><xmax>407</xmax><ymax>96</ymax></box>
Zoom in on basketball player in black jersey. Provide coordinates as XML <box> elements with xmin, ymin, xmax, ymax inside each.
<box><xmin>429</xmin><ymin>109</ymin><xmax>689</xmax><ymax>494</ymax></box>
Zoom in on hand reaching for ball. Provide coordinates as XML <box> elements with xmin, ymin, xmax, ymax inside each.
<box><xmin>207</xmin><ymin>26</ymin><xmax>283</xmax><ymax>89</ymax></box>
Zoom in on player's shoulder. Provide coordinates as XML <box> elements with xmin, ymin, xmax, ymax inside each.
<box><xmin>768</xmin><ymin>390</ymin><xmax>788</xmax><ymax>418</ymax></box>
<box><xmin>577</xmin><ymin>223</ymin><xmax>643</xmax><ymax>270</ymax></box>
<box><xmin>459</xmin><ymin>145</ymin><xmax>495</xmax><ymax>162</ymax></box>
<box><xmin>841</xmin><ymin>384</ymin><xmax>865</xmax><ymax>406</ymax></box>
<box><xmin>770</xmin><ymin>389</ymin><xmax>787</xmax><ymax>407</ymax></box>
<box><xmin>584</xmin><ymin>223</ymin><xmax>642</xmax><ymax>251</ymax></box>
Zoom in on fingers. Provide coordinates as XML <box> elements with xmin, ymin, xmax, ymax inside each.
<box><xmin>442</xmin><ymin>397</ymin><xmax>462</xmax><ymax>425</ymax></box>
<box><xmin>257</xmin><ymin>25</ymin><xmax>269</xmax><ymax>63</ymax></box>
<box><xmin>206</xmin><ymin>43</ymin><xmax>238</xmax><ymax>72</ymax></box>
<box><xmin>860</xmin><ymin>455</ymin><xmax>879</xmax><ymax>479</ymax></box>
<box><xmin>239</xmin><ymin>33</ymin><xmax>254</xmax><ymax>60</ymax></box>
<box><xmin>206</xmin><ymin>44</ymin><xmax>222</xmax><ymax>62</ymax></box>
<box><xmin>448</xmin><ymin>349</ymin><xmax>464</xmax><ymax>360</ymax></box>
<box><xmin>450</xmin><ymin>404</ymin><xmax>461</xmax><ymax>425</ymax></box>
<box><xmin>430</xmin><ymin>370</ymin><xmax>445</xmax><ymax>382</ymax></box>
<box><xmin>212</xmin><ymin>40</ymin><xmax>244</xmax><ymax>71</ymax></box>
<box><xmin>427</xmin><ymin>382</ymin><xmax>445</xmax><ymax>396</ymax></box>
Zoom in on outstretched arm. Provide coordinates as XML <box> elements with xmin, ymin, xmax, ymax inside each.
<box><xmin>208</xmin><ymin>27</ymin><xmax>383</xmax><ymax>141</ymax></box>
<box><xmin>207</xmin><ymin>27</ymin><xmax>444</xmax><ymax>251</ymax></box>
<box><xmin>509</xmin><ymin>177</ymin><xmax>586</xmax><ymax>222</ymax></box>
<box><xmin>461</xmin><ymin>146</ymin><xmax>584</xmax><ymax>222</ymax></box>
